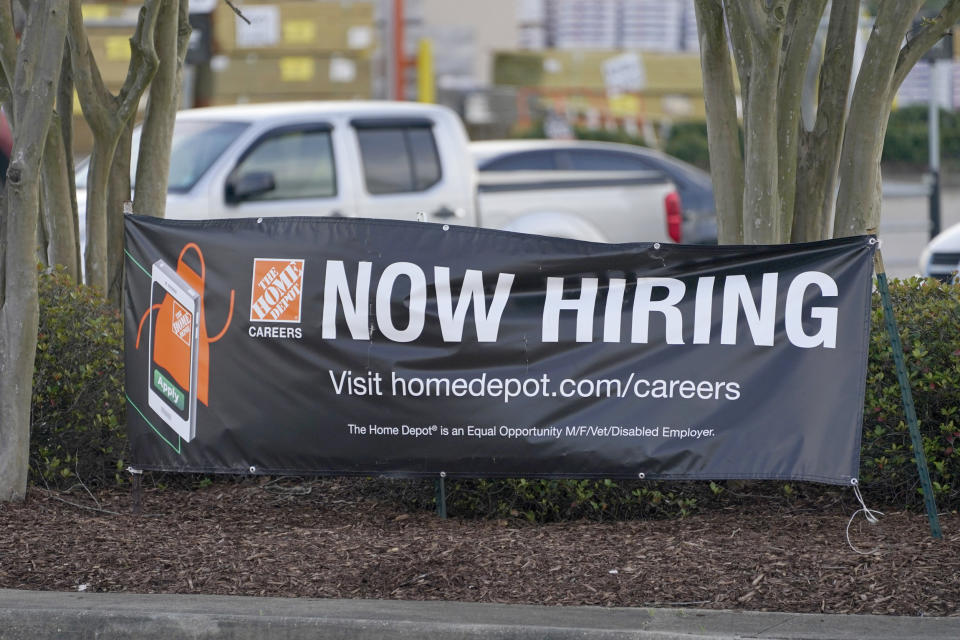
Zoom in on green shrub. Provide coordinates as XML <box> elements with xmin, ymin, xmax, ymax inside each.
<box><xmin>860</xmin><ymin>276</ymin><xmax>960</xmax><ymax>508</ymax></box>
<box><xmin>882</xmin><ymin>106</ymin><xmax>930</xmax><ymax>166</ymax></box>
<box><xmin>31</xmin><ymin>266</ymin><xmax>126</xmax><ymax>489</ymax></box>
<box><xmin>515</xmin><ymin>119</ymin><xmax>718</xmax><ymax>171</ymax></box>
<box><xmin>573</xmin><ymin>125</ymin><xmax>647</xmax><ymax>147</ymax></box>
<box><xmin>664</xmin><ymin>121</ymin><xmax>713</xmax><ymax>171</ymax></box>
<box><xmin>438</xmin><ymin>278</ymin><xmax>960</xmax><ymax>520</ymax></box>
<box><xmin>446</xmin><ymin>478</ymin><xmax>708</xmax><ymax>521</ymax></box>
<box><xmin>517</xmin><ymin>105</ymin><xmax>960</xmax><ymax>174</ymax></box>
<box><xmin>882</xmin><ymin>105</ymin><xmax>960</xmax><ymax>167</ymax></box>
<box><xmin>511</xmin><ymin>122</ymin><xmax>648</xmax><ymax>147</ymax></box>
<box><xmin>28</xmin><ymin>268</ymin><xmax>960</xmax><ymax>517</ymax></box>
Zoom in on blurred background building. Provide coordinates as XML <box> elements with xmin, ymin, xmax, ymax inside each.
<box><xmin>73</xmin><ymin>0</ymin><xmax>960</xmax><ymax>156</ymax></box>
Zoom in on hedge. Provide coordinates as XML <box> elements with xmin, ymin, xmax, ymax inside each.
<box><xmin>518</xmin><ymin>105</ymin><xmax>955</xmax><ymax>171</ymax></box>
<box><xmin>31</xmin><ymin>267</ymin><xmax>126</xmax><ymax>489</ymax></box>
<box><xmin>29</xmin><ymin>270</ymin><xmax>960</xmax><ymax>517</ymax></box>
<box><xmin>882</xmin><ymin>105</ymin><xmax>960</xmax><ymax>167</ymax></box>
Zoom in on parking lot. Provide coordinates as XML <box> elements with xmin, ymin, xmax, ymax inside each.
<box><xmin>879</xmin><ymin>181</ymin><xmax>960</xmax><ymax>279</ymax></box>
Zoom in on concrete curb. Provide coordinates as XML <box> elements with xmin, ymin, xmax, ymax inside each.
<box><xmin>1</xmin><ymin>589</ymin><xmax>958</xmax><ymax>640</ymax></box>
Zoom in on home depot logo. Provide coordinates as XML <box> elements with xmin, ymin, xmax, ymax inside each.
<box><xmin>171</xmin><ymin>300</ymin><xmax>193</xmax><ymax>345</ymax></box>
<box><xmin>250</xmin><ymin>259</ymin><xmax>305</xmax><ymax>323</ymax></box>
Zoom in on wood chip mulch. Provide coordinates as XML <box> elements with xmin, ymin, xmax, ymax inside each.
<box><xmin>1</xmin><ymin>480</ymin><xmax>958</xmax><ymax>616</ymax></box>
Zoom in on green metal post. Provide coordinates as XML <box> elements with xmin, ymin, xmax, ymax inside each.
<box><xmin>874</xmin><ymin>250</ymin><xmax>942</xmax><ymax>539</ymax></box>
<box><xmin>435</xmin><ymin>474</ymin><xmax>447</xmax><ymax>519</ymax></box>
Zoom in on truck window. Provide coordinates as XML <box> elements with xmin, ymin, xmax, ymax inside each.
<box><xmin>562</xmin><ymin>150</ymin><xmax>652</xmax><ymax>172</ymax></box>
<box><xmin>356</xmin><ymin>125</ymin><xmax>441</xmax><ymax>194</ymax></box>
<box><xmin>76</xmin><ymin>119</ymin><xmax>250</xmax><ymax>193</ymax></box>
<box><xmin>480</xmin><ymin>150</ymin><xmax>557</xmax><ymax>171</ymax></box>
<box><xmin>232</xmin><ymin>128</ymin><xmax>336</xmax><ymax>200</ymax></box>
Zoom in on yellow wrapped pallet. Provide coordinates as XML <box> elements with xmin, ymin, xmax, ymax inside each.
<box><xmin>208</xmin><ymin>52</ymin><xmax>371</xmax><ymax>98</ymax></box>
<box><xmin>80</xmin><ymin>1</ymin><xmax>141</xmax><ymax>25</ymax></box>
<box><xmin>495</xmin><ymin>49</ymin><xmax>704</xmax><ymax>94</ymax></box>
<box><xmin>212</xmin><ymin>1</ymin><xmax>375</xmax><ymax>55</ymax></box>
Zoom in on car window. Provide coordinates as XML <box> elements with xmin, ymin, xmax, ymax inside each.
<box><xmin>562</xmin><ymin>149</ymin><xmax>654</xmax><ymax>172</ymax></box>
<box><xmin>75</xmin><ymin>119</ymin><xmax>250</xmax><ymax>192</ymax></box>
<box><xmin>407</xmin><ymin>128</ymin><xmax>441</xmax><ymax>190</ymax></box>
<box><xmin>480</xmin><ymin>150</ymin><xmax>557</xmax><ymax>171</ymax></box>
<box><xmin>232</xmin><ymin>127</ymin><xmax>336</xmax><ymax>200</ymax></box>
<box><xmin>168</xmin><ymin>121</ymin><xmax>251</xmax><ymax>192</ymax></box>
<box><xmin>356</xmin><ymin>125</ymin><xmax>441</xmax><ymax>194</ymax></box>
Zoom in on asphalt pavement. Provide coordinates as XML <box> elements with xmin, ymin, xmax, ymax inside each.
<box><xmin>879</xmin><ymin>178</ymin><xmax>960</xmax><ymax>279</ymax></box>
<box><xmin>1</xmin><ymin>589</ymin><xmax>958</xmax><ymax>639</ymax></box>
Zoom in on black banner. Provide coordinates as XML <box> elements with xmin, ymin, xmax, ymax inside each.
<box><xmin>124</xmin><ymin>216</ymin><xmax>876</xmax><ymax>484</ymax></box>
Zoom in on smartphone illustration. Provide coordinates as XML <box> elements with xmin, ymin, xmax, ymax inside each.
<box><xmin>147</xmin><ymin>259</ymin><xmax>201</xmax><ymax>442</ymax></box>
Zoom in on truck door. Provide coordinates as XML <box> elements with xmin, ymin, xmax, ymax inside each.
<box><xmin>219</xmin><ymin>122</ymin><xmax>352</xmax><ymax>219</ymax></box>
<box><xmin>349</xmin><ymin>117</ymin><xmax>475</xmax><ymax>226</ymax></box>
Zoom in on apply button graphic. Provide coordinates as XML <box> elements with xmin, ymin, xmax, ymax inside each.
<box><xmin>153</xmin><ymin>369</ymin><xmax>184</xmax><ymax>411</ymax></box>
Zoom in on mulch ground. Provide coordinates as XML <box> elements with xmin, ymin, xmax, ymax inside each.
<box><xmin>1</xmin><ymin>479</ymin><xmax>958</xmax><ymax>616</ymax></box>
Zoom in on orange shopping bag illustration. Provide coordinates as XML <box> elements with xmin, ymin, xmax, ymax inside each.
<box><xmin>138</xmin><ymin>243</ymin><xmax>235</xmax><ymax>407</ymax></box>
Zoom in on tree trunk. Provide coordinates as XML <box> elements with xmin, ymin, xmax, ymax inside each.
<box><xmin>0</xmin><ymin>0</ymin><xmax>68</xmax><ymax>502</ymax></box>
<box><xmin>776</xmin><ymin>0</ymin><xmax>826</xmax><ymax>243</ymax></box>
<box><xmin>739</xmin><ymin>2</ymin><xmax>786</xmax><ymax>244</ymax></box>
<box><xmin>693</xmin><ymin>0</ymin><xmax>743</xmax><ymax>244</ymax></box>
<box><xmin>82</xmin><ymin>137</ymin><xmax>117</xmax><ymax>292</ymax></box>
<box><xmin>55</xmin><ymin>45</ymin><xmax>81</xmax><ymax>278</ymax></box>
<box><xmin>834</xmin><ymin>1</ymin><xmax>923</xmax><ymax>238</ymax></box>
<box><xmin>41</xmin><ymin>109</ymin><xmax>79</xmax><ymax>278</ymax></box>
<box><xmin>107</xmin><ymin>122</ymin><xmax>133</xmax><ymax>306</ymax></box>
<box><xmin>694</xmin><ymin>0</ymin><xmax>960</xmax><ymax>246</ymax></box>
<box><xmin>134</xmin><ymin>0</ymin><xmax>190</xmax><ymax>218</ymax></box>
<box><xmin>792</xmin><ymin>0</ymin><xmax>859</xmax><ymax>243</ymax></box>
<box><xmin>68</xmin><ymin>0</ymin><xmax>160</xmax><ymax>293</ymax></box>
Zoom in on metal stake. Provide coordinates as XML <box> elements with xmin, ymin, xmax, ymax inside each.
<box><xmin>873</xmin><ymin>248</ymin><xmax>942</xmax><ymax>539</ymax></box>
<box><xmin>129</xmin><ymin>467</ymin><xmax>143</xmax><ymax>515</ymax></box>
<box><xmin>435</xmin><ymin>473</ymin><xmax>447</xmax><ymax>519</ymax></box>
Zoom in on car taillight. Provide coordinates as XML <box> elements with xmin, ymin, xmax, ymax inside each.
<box><xmin>665</xmin><ymin>191</ymin><xmax>682</xmax><ymax>243</ymax></box>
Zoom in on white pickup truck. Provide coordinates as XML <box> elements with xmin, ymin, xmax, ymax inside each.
<box><xmin>79</xmin><ymin>101</ymin><xmax>682</xmax><ymax>243</ymax></box>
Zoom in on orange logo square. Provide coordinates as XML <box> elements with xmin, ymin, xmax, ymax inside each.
<box><xmin>250</xmin><ymin>258</ymin><xmax>305</xmax><ymax>323</ymax></box>
<box><xmin>171</xmin><ymin>300</ymin><xmax>193</xmax><ymax>346</ymax></box>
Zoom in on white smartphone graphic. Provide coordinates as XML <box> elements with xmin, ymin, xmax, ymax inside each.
<box><xmin>147</xmin><ymin>260</ymin><xmax>201</xmax><ymax>443</ymax></box>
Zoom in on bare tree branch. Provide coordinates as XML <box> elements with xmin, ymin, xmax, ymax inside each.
<box><xmin>893</xmin><ymin>0</ymin><xmax>960</xmax><ymax>92</ymax></box>
<box><xmin>67</xmin><ymin>0</ymin><xmax>114</xmax><ymax>136</ymax></box>
<box><xmin>116</xmin><ymin>0</ymin><xmax>161</xmax><ymax>128</ymax></box>
<box><xmin>223</xmin><ymin>0</ymin><xmax>252</xmax><ymax>25</ymax></box>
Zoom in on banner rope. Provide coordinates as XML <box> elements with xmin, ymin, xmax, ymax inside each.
<box><xmin>845</xmin><ymin>479</ymin><xmax>884</xmax><ymax>555</ymax></box>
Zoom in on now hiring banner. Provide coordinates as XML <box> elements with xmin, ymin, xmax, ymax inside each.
<box><xmin>124</xmin><ymin>216</ymin><xmax>876</xmax><ymax>484</ymax></box>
